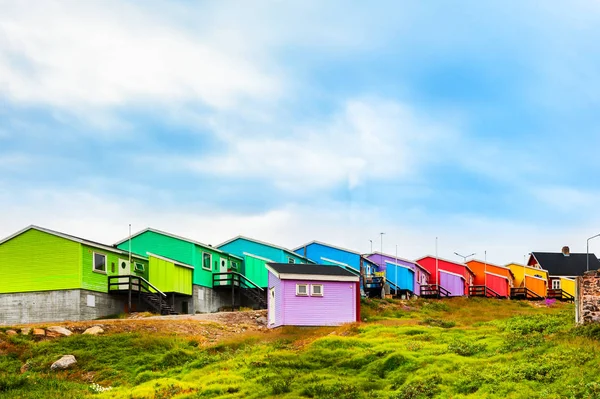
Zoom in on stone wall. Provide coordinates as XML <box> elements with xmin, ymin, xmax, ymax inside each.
<box><xmin>576</xmin><ymin>271</ymin><xmax>600</xmax><ymax>324</ymax></box>
<box><xmin>0</xmin><ymin>289</ymin><xmax>127</xmax><ymax>325</ymax></box>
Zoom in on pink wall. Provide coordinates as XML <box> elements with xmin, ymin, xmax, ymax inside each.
<box><xmin>268</xmin><ymin>272</ymin><xmax>357</xmax><ymax>327</ymax></box>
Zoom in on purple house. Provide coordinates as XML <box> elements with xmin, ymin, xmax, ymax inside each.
<box><xmin>367</xmin><ymin>252</ymin><xmax>430</xmax><ymax>296</ymax></box>
<box><xmin>266</xmin><ymin>263</ymin><xmax>360</xmax><ymax>328</ymax></box>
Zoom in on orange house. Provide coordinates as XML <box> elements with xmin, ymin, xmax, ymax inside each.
<box><xmin>466</xmin><ymin>260</ymin><xmax>515</xmax><ymax>298</ymax></box>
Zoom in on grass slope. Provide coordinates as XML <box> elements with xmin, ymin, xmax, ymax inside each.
<box><xmin>2</xmin><ymin>298</ymin><xmax>600</xmax><ymax>398</ymax></box>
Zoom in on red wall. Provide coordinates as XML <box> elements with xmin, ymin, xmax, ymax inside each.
<box><xmin>486</xmin><ymin>274</ymin><xmax>509</xmax><ymax>297</ymax></box>
<box><xmin>417</xmin><ymin>257</ymin><xmax>472</xmax><ymax>295</ymax></box>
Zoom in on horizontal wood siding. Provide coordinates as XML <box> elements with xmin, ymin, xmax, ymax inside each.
<box><xmin>0</xmin><ymin>229</ymin><xmax>80</xmax><ymax>293</ymax></box>
<box><xmin>268</xmin><ymin>272</ymin><xmax>284</xmax><ymax>328</ymax></box>
<box><xmin>386</xmin><ymin>264</ymin><xmax>414</xmax><ymax>291</ymax></box>
<box><xmin>297</xmin><ymin>243</ymin><xmax>360</xmax><ymax>270</ymax></box>
<box><xmin>81</xmin><ymin>245</ymin><xmax>147</xmax><ymax>293</ymax></box>
<box><xmin>280</xmin><ymin>279</ymin><xmax>356</xmax><ymax>326</ymax></box>
<box><xmin>244</xmin><ymin>255</ymin><xmax>269</xmax><ymax>288</ymax></box>
<box><xmin>561</xmin><ymin>277</ymin><xmax>575</xmax><ymax>297</ymax></box>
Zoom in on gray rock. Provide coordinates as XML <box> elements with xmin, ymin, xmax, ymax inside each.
<box><xmin>83</xmin><ymin>326</ymin><xmax>104</xmax><ymax>335</ymax></box>
<box><xmin>21</xmin><ymin>328</ymin><xmax>31</xmax><ymax>336</ymax></box>
<box><xmin>256</xmin><ymin>316</ymin><xmax>267</xmax><ymax>325</ymax></box>
<box><xmin>6</xmin><ymin>329</ymin><xmax>17</xmax><ymax>336</ymax></box>
<box><xmin>46</xmin><ymin>326</ymin><xmax>72</xmax><ymax>337</ymax></box>
<box><xmin>50</xmin><ymin>355</ymin><xmax>77</xmax><ymax>371</ymax></box>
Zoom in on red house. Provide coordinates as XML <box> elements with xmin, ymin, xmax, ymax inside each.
<box><xmin>415</xmin><ymin>256</ymin><xmax>475</xmax><ymax>297</ymax></box>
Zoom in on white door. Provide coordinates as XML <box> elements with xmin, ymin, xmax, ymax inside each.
<box><xmin>552</xmin><ymin>279</ymin><xmax>561</xmax><ymax>290</ymax></box>
<box><xmin>269</xmin><ymin>287</ymin><xmax>276</xmax><ymax>325</ymax></box>
<box><xmin>220</xmin><ymin>258</ymin><xmax>228</xmax><ymax>273</ymax></box>
<box><xmin>118</xmin><ymin>259</ymin><xmax>131</xmax><ymax>290</ymax></box>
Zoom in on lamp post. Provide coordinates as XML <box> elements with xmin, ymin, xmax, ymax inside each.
<box><xmin>454</xmin><ymin>252</ymin><xmax>475</xmax><ymax>264</ymax></box>
<box><xmin>587</xmin><ymin>234</ymin><xmax>600</xmax><ymax>271</ymax></box>
<box><xmin>369</xmin><ymin>240</ymin><xmax>373</xmax><ymax>253</ymax></box>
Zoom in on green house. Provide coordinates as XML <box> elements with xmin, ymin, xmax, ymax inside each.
<box><xmin>0</xmin><ymin>225</ymin><xmax>149</xmax><ymax>325</ymax></box>
<box><xmin>115</xmin><ymin>228</ymin><xmax>244</xmax><ymax>313</ymax></box>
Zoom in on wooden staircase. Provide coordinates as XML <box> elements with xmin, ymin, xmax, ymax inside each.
<box><xmin>547</xmin><ymin>288</ymin><xmax>575</xmax><ymax>302</ymax></box>
<box><xmin>388</xmin><ymin>280</ymin><xmax>414</xmax><ymax>298</ymax></box>
<box><xmin>469</xmin><ymin>285</ymin><xmax>505</xmax><ymax>298</ymax></box>
<box><xmin>420</xmin><ymin>284</ymin><xmax>451</xmax><ymax>298</ymax></box>
<box><xmin>212</xmin><ymin>272</ymin><xmax>267</xmax><ymax>309</ymax></box>
<box><xmin>510</xmin><ymin>287</ymin><xmax>543</xmax><ymax>300</ymax></box>
<box><xmin>108</xmin><ymin>275</ymin><xmax>178</xmax><ymax>315</ymax></box>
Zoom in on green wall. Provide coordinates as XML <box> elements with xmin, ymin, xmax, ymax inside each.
<box><xmin>148</xmin><ymin>256</ymin><xmax>192</xmax><ymax>295</ymax></box>
<box><xmin>0</xmin><ymin>229</ymin><xmax>81</xmax><ymax>293</ymax></box>
<box><xmin>81</xmin><ymin>245</ymin><xmax>148</xmax><ymax>293</ymax></box>
<box><xmin>243</xmin><ymin>254</ymin><xmax>269</xmax><ymax>288</ymax></box>
<box><xmin>118</xmin><ymin>230</ymin><xmax>240</xmax><ymax>288</ymax></box>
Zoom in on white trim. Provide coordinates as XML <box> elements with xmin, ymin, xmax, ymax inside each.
<box><xmin>278</xmin><ymin>273</ymin><xmax>359</xmax><ymax>282</ymax></box>
<box><xmin>296</xmin><ymin>283</ymin><xmax>309</xmax><ymax>296</ymax></box>
<box><xmin>0</xmin><ymin>225</ymin><xmax>147</xmax><ymax>260</ymax></box>
<box><xmin>202</xmin><ymin>252</ymin><xmax>212</xmax><ymax>271</ymax></box>
<box><xmin>146</xmin><ymin>252</ymin><xmax>194</xmax><ymax>270</ymax></box>
<box><xmin>523</xmin><ymin>274</ymin><xmax>547</xmax><ymax>281</ymax></box>
<box><xmin>243</xmin><ymin>252</ymin><xmax>274</xmax><ymax>263</ymax></box>
<box><xmin>439</xmin><ymin>269</ymin><xmax>466</xmax><ymax>280</ymax></box>
<box><xmin>371</xmin><ymin>251</ymin><xmax>421</xmax><ymax>267</ymax></box>
<box><xmin>134</xmin><ymin>262</ymin><xmax>145</xmax><ymax>272</ymax></box>
<box><xmin>216</xmin><ymin>235</ymin><xmax>314</xmax><ymax>263</ymax></box>
<box><xmin>310</xmin><ymin>284</ymin><xmax>324</xmax><ymax>296</ymax></box>
<box><xmin>552</xmin><ymin>279</ymin><xmax>561</xmax><ymax>289</ymax></box>
<box><xmin>506</xmin><ymin>263</ymin><xmax>549</xmax><ymax>274</ymax></box>
<box><xmin>114</xmin><ymin>227</ymin><xmax>244</xmax><ymax>260</ymax></box>
<box><xmin>93</xmin><ymin>252</ymin><xmax>107</xmax><ymax>273</ymax></box>
<box><xmin>384</xmin><ymin>260</ymin><xmax>415</xmax><ymax>270</ymax></box>
<box><xmin>320</xmin><ymin>257</ymin><xmax>350</xmax><ymax>266</ymax></box>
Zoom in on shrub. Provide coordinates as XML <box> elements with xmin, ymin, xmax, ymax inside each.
<box><xmin>419</xmin><ymin>318</ymin><xmax>456</xmax><ymax>329</ymax></box>
<box><xmin>393</xmin><ymin>376</ymin><xmax>441</xmax><ymax>399</ymax></box>
<box><xmin>0</xmin><ymin>374</ymin><xmax>27</xmax><ymax>392</ymax></box>
<box><xmin>447</xmin><ymin>339</ymin><xmax>486</xmax><ymax>356</ymax></box>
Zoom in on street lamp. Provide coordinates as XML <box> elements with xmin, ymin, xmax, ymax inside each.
<box><xmin>587</xmin><ymin>234</ymin><xmax>600</xmax><ymax>271</ymax></box>
<box><xmin>454</xmin><ymin>252</ymin><xmax>475</xmax><ymax>263</ymax></box>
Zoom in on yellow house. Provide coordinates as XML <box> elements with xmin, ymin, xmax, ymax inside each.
<box><xmin>507</xmin><ymin>263</ymin><xmax>548</xmax><ymax>299</ymax></box>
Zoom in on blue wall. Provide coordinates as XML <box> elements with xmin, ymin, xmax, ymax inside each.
<box><xmin>386</xmin><ymin>262</ymin><xmax>415</xmax><ymax>291</ymax></box>
<box><xmin>218</xmin><ymin>237</ymin><xmax>310</xmax><ymax>264</ymax></box>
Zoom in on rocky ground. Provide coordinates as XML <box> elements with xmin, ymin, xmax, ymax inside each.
<box><xmin>1</xmin><ymin>310</ymin><xmax>269</xmax><ymax>345</ymax></box>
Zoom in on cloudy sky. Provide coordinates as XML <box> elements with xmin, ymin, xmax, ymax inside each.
<box><xmin>2</xmin><ymin>0</ymin><xmax>600</xmax><ymax>264</ymax></box>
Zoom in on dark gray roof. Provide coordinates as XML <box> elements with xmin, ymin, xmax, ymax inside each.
<box><xmin>531</xmin><ymin>252</ymin><xmax>600</xmax><ymax>276</ymax></box>
<box><xmin>267</xmin><ymin>263</ymin><xmax>357</xmax><ymax>277</ymax></box>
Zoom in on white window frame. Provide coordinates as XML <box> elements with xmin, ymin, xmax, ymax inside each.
<box><xmin>552</xmin><ymin>279</ymin><xmax>561</xmax><ymax>290</ymax></box>
<box><xmin>296</xmin><ymin>283</ymin><xmax>308</xmax><ymax>296</ymax></box>
<box><xmin>93</xmin><ymin>252</ymin><xmax>107</xmax><ymax>274</ymax></box>
<box><xmin>310</xmin><ymin>284</ymin><xmax>324</xmax><ymax>297</ymax></box>
<box><xmin>134</xmin><ymin>262</ymin><xmax>145</xmax><ymax>273</ymax></box>
<box><xmin>202</xmin><ymin>252</ymin><xmax>212</xmax><ymax>271</ymax></box>
<box><xmin>288</xmin><ymin>257</ymin><xmax>296</xmax><ymax>264</ymax></box>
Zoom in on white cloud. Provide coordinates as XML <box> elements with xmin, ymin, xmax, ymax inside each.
<box><xmin>171</xmin><ymin>97</ymin><xmax>455</xmax><ymax>191</ymax></box>
<box><xmin>0</xmin><ymin>1</ymin><xmax>281</xmax><ymax>111</ymax></box>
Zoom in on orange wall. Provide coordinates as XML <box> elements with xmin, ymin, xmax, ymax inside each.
<box><xmin>524</xmin><ymin>275</ymin><xmax>547</xmax><ymax>298</ymax></box>
<box><xmin>466</xmin><ymin>260</ymin><xmax>514</xmax><ymax>286</ymax></box>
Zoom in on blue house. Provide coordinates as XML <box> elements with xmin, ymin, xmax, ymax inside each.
<box><xmin>293</xmin><ymin>240</ymin><xmax>383</xmax><ymax>297</ymax></box>
<box><xmin>217</xmin><ymin>236</ymin><xmax>315</xmax><ymax>289</ymax></box>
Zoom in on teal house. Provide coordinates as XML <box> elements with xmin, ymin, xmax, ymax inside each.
<box><xmin>115</xmin><ymin>228</ymin><xmax>245</xmax><ymax>313</ymax></box>
<box><xmin>217</xmin><ymin>236</ymin><xmax>315</xmax><ymax>288</ymax></box>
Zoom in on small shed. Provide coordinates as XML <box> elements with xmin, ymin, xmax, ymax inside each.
<box><xmin>266</xmin><ymin>263</ymin><xmax>360</xmax><ymax>328</ymax></box>
<box><xmin>415</xmin><ymin>256</ymin><xmax>474</xmax><ymax>297</ymax></box>
<box><xmin>466</xmin><ymin>260</ymin><xmax>514</xmax><ymax>298</ymax></box>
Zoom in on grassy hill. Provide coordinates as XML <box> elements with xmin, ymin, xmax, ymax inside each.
<box><xmin>1</xmin><ymin>297</ymin><xmax>600</xmax><ymax>398</ymax></box>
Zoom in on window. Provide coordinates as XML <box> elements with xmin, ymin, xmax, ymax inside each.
<box><xmin>311</xmin><ymin>284</ymin><xmax>324</xmax><ymax>296</ymax></box>
<box><xmin>134</xmin><ymin>263</ymin><xmax>145</xmax><ymax>273</ymax></box>
<box><xmin>288</xmin><ymin>257</ymin><xmax>295</xmax><ymax>264</ymax></box>
<box><xmin>232</xmin><ymin>261</ymin><xmax>238</xmax><ymax>270</ymax></box>
<box><xmin>203</xmin><ymin>253</ymin><xmax>212</xmax><ymax>271</ymax></box>
<box><xmin>93</xmin><ymin>253</ymin><xmax>106</xmax><ymax>273</ymax></box>
<box><xmin>552</xmin><ymin>280</ymin><xmax>561</xmax><ymax>290</ymax></box>
<box><xmin>296</xmin><ymin>284</ymin><xmax>308</xmax><ymax>296</ymax></box>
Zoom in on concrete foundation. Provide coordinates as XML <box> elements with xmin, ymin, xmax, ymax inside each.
<box><xmin>192</xmin><ymin>284</ymin><xmax>232</xmax><ymax>313</ymax></box>
<box><xmin>0</xmin><ymin>289</ymin><xmax>126</xmax><ymax>325</ymax></box>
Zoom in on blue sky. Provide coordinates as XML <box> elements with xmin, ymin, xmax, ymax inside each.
<box><xmin>2</xmin><ymin>0</ymin><xmax>600</xmax><ymax>263</ymax></box>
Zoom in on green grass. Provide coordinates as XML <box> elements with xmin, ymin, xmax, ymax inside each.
<box><xmin>1</xmin><ymin>298</ymin><xmax>599</xmax><ymax>398</ymax></box>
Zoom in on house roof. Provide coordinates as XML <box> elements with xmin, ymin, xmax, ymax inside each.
<box><xmin>466</xmin><ymin>259</ymin><xmax>515</xmax><ymax>279</ymax></box>
<box><xmin>506</xmin><ymin>262</ymin><xmax>549</xmax><ymax>274</ymax></box>
<box><xmin>114</xmin><ymin>228</ymin><xmax>243</xmax><ymax>260</ymax></box>
<box><xmin>293</xmin><ymin>240</ymin><xmax>362</xmax><ymax>256</ymax></box>
<box><xmin>368</xmin><ymin>252</ymin><xmax>431</xmax><ymax>274</ymax></box>
<box><xmin>530</xmin><ymin>252</ymin><xmax>600</xmax><ymax>276</ymax></box>
<box><xmin>0</xmin><ymin>225</ymin><xmax>148</xmax><ymax>260</ymax></box>
<box><xmin>415</xmin><ymin>255</ymin><xmax>475</xmax><ymax>275</ymax></box>
<box><xmin>266</xmin><ymin>263</ymin><xmax>359</xmax><ymax>282</ymax></box>
<box><xmin>217</xmin><ymin>235</ymin><xmax>315</xmax><ymax>264</ymax></box>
